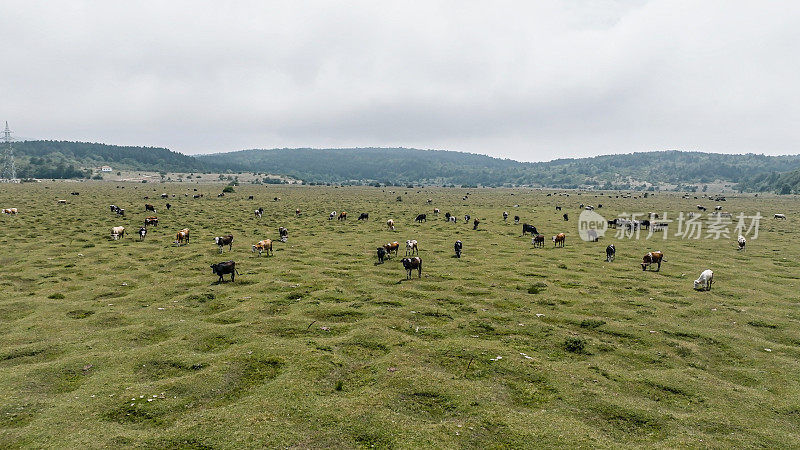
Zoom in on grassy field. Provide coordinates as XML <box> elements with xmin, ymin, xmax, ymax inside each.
<box><xmin>1</xmin><ymin>183</ymin><xmax>799</xmax><ymax>448</ymax></box>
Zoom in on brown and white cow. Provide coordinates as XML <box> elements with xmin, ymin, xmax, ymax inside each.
<box><xmin>531</xmin><ymin>234</ymin><xmax>545</xmax><ymax>248</ymax></box>
<box><xmin>252</xmin><ymin>239</ymin><xmax>273</xmax><ymax>256</ymax></box>
<box><xmin>111</xmin><ymin>226</ymin><xmax>125</xmax><ymax>240</ymax></box>
<box><xmin>145</xmin><ymin>204</ymin><xmax>156</xmax><ymax>213</ymax></box>
<box><xmin>338</xmin><ymin>211</ymin><xmax>347</xmax><ymax>221</ymax></box>
<box><xmin>2</xmin><ymin>208</ymin><xmax>18</xmax><ymax>214</ymax></box>
<box><xmin>552</xmin><ymin>233</ymin><xmax>566</xmax><ymax>247</ymax></box>
<box><xmin>641</xmin><ymin>251</ymin><xmax>664</xmax><ymax>271</ymax></box>
<box><xmin>144</xmin><ymin>216</ymin><xmax>158</xmax><ymax>227</ymax></box>
<box><xmin>405</xmin><ymin>239</ymin><xmax>418</xmax><ymax>256</ymax></box>
<box><xmin>387</xmin><ymin>219</ymin><xmax>395</xmax><ymax>231</ymax></box>
<box><xmin>175</xmin><ymin>228</ymin><xmax>190</xmax><ymax>246</ymax></box>
<box><xmin>384</xmin><ymin>241</ymin><xmax>400</xmax><ymax>257</ymax></box>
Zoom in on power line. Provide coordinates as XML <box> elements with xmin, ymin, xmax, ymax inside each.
<box><xmin>1</xmin><ymin>121</ymin><xmax>20</xmax><ymax>182</ymax></box>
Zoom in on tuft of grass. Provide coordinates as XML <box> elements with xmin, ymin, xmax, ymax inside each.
<box><xmin>564</xmin><ymin>336</ymin><xmax>587</xmax><ymax>353</ymax></box>
<box><xmin>528</xmin><ymin>282</ymin><xmax>548</xmax><ymax>294</ymax></box>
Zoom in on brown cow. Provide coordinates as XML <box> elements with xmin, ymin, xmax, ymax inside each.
<box><xmin>532</xmin><ymin>234</ymin><xmax>545</xmax><ymax>248</ymax></box>
<box><xmin>144</xmin><ymin>216</ymin><xmax>158</xmax><ymax>227</ymax></box>
<box><xmin>175</xmin><ymin>228</ymin><xmax>190</xmax><ymax>246</ymax></box>
<box><xmin>252</xmin><ymin>239</ymin><xmax>273</xmax><ymax>256</ymax></box>
<box><xmin>383</xmin><ymin>241</ymin><xmax>400</xmax><ymax>257</ymax></box>
<box><xmin>553</xmin><ymin>233</ymin><xmax>565</xmax><ymax>247</ymax></box>
<box><xmin>641</xmin><ymin>251</ymin><xmax>664</xmax><ymax>271</ymax></box>
<box><xmin>2</xmin><ymin>208</ymin><xmax>18</xmax><ymax>214</ymax></box>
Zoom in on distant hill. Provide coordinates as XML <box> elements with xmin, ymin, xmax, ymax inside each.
<box><xmin>11</xmin><ymin>140</ymin><xmax>205</xmax><ymax>179</ymax></box>
<box><xmin>196</xmin><ymin>147</ymin><xmax>800</xmax><ymax>190</ymax></box>
<box><xmin>10</xmin><ymin>141</ymin><xmax>800</xmax><ymax>192</ymax></box>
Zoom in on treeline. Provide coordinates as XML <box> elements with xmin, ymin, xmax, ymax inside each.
<box><xmin>12</xmin><ymin>140</ymin><xmax>205</xmax><ymax>178</ymax></box>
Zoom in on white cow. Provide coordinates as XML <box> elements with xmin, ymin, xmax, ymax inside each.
<box><xmin>738</xmin><ymin>235</ymin><xmax>746</xmax><ymax>251</ymax></box>
<box><xmin>694</xmin><ymin>269</ymin><xmax>714</xmax><ymax>291</ymax></box>
<box><xmin>405</xmin><ymin>239</ymin><xmax>418</xmax><ymax>256</ymax></box>
<box><xmin>111</xmin><ymin>226</ymin><xmax>125</xmax><ymax>240</ymax></box>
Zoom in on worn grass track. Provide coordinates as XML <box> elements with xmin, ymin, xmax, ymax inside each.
<box><xmin>1</xmin><ymin>182</ymin><xmax>799</xmax><ymax>448</ymax></box>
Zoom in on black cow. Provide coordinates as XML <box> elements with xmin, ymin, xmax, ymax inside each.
<box><xmin>71</xmin><ymin>192</ymin><xmax>79</xmax><ymax>195</ymax></box>
<box><xmin>454</xmin><ymin>240</ymin><xmax>462</xmax><ymax>258</ymax></box>
<box><xmin>532</xmin><ymin>234</ymin><xmax>545</xmax><ymax>248</ymax></box>
<box><xmin>606</xmin><ymin>244</ymin><xmax>615</xmax><ymax>262</ymax></box>
<box><xmin>166</xmin><ymin>203</ymin><xmax>172</xmax><ymax>210</ymax></box>
<box><xmin>555</xmin><ymin>206</ymin><xmax>561</xmax><ymax>211</ymax></box>
<box><xmin>116</xmin><ymin>208</ymin><xmax>125</xmax><ymax>216</ymax></box>
<box><xmin>563</xmin><ymin>213</ymin><xmax>569</xmax><ymax>221</ymax></box>
<box><xmin>145</xmin><ymin>204</ymin><xmax>156</xmax><ymax>213</ymax></box>
<box><xmin>215</xmin><ymin>235</ymin><xmax>234</xmax><ymax>253</ymax></box>
<box><xmin>473</xmin><ymin>219</ymin><xmax>480</xmax><ymax>230</ymax></box>
<box><xmin>640</xmin><ymin>219</ymin><xmax>650</xmax><ymax>230</ymax></box>
<box><xmin>445</xmin><ymin>212</ymin><xmax>451</xmax><ymax>221</ymax></box>
<box><xmin>248</xmin><ymin>195</ymin><xmax>254</xmax><ymax>200</ymax></box>
<box><xmin>210</xmin><ymin>260</ymin><xmax>238</xmax><ymax>282</ymax></box>
<box><xmin>358</xmin><ymin>213</ymin><xmax>369</xmax><ymax>220</ymax></box>
<box><xmin>514</xmin><ymin>216</ymin><xmax>520</xmax><ymax>224</ymax></box>
<box><xmin>218</xmin><ymin>193</ymin><xmax>225</xmax><ymax>198</ymax></box>
<box><xmin>401</xmin><ymin>257</ymin><xmax>422</xmax><ymax>279</ymax></box>
<box><xmin>377</xmin><ymin>247</ymin><xmax>387</xmax><ymax>263</ymax></box>
<box><xmin>522</xmin><ymin>223</ymin><xmax>538</xmax><ymax>235</ymax></box>
<box><xmin>415</xmin><ymin>214</ymin><xmax>427</xmax><ymax>223</ymax></box>
<box><xmin>464</xmin><ymin>214</ymin><xmax>471</xmax><ymax>223</ymax></box>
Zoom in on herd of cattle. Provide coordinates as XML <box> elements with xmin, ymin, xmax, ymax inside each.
<box><xmin>1</xmin><ymin>191</ymin><xmax>785</xmax><ymax>290</ymax></box>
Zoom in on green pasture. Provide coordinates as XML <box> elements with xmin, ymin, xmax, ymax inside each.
<box><xmin>0</xmin><ymin>183</ymin><xmax>798</xmax><ymax>448</ymax></box>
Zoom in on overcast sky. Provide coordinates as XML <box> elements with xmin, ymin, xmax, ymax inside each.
<box><xmin>2</xmin><ymin>1</ymin><xmax>799</xmax><ymax>161</ymax></box>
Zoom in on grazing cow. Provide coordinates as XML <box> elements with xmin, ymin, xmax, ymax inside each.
<box><xmin>252</xmin><ymin>239</ymin><xmax>273</xmax><ymax>256</ymax></box>
<box><xmin>248</xmin><ymin>195</ymin><xmax>254</xmax><ymax>200</ymax></box>
<box><xmin>775</xmin><ymin>214</ymin><xmax>787</xmax><ymax>219</ymax></box>
<box><xmin>640</xmin><ymin>219</ymin><xmax>650</xmax><ymax>230</ymax></box>
<box><xmin>597</xmin><ymin>204</ymin><xmax>603</xmax><ymax>209</ymax></box>
<box><xmin>585</xmin><ymin>205</ymin><xmax>594</xmax><ymax>211</ymax></box>
<box><xmin>161</xmin><ymin>193</ymin><xmax>168</xmax><ymax>199</ymax></box>
<box><xmin>406</xmin><ymin>239</ymin><xmax>418</xmax><ymax>256</ymax></box>
<box><xmin>738</xmin><ymin>235</ymin><xmax>746</xmax><ymax>251</ymax></box>
<box><xmin>387</xmin><ymin>219</ymin><xmax>395</xmax><ymax>231</ymax></box>
<box><xmin>532</xmin><ymin>234</ymin><xmax>545</xmax><ymax>248</ymax></box>
<box><xmin>462</xmin><ymin>196</ymin><xmax>468</xmax><ymax>201</ymax></box>
<box><xmin>514</xmin><ymin>216</ymin><xmax>520</xmax><ymax>224</ymax></box>
<box><xmin>57</xmin><ymin>199</ymin><xmax>67</xmax><ymax>204</ymax></box>
<box><xmin>427</xmin><ymin>198</ymin><xmax>432</xmax><ymax>203</ymax></box>
<box><xmin>434</xmin><ymin>208</ymin><xmax>440</xmax><ymax>215</ymax></box>
<box><xmin>296</xmin><ymin>209</ymin><xmax>301</xmax><ymax>216</ymax></box>
<box><xmin>473</xmin><ymin>219</ymin><xmax>480</xmax><ymax>230</ymax></box>
<box><xmin>218</xmin><ymin>193</ymin><xmax>225</xmax><ymax>198</ymax></box>
<box><xmin>109</xmin><ymin>205</ymin><xmax>118</xmax><ymax>213</ymax></box>
<box><xmin>138</xmin><ymin>227</ymin><xmax>147</xmax><ymax>240</ymax></box>
<box><xmin>580</xmin><ymin>204</ymin><xmax>584</xmax><ymax>209</ymax></box>
<box><xmin>215</xmin><ymin>235</ymin><xmax>234</xmax><ymax>253</ymax></box>
<box><xmin>464</xmin><ymin>214</ymin><xmax>471</xmax><ymax>223</ymax></box>
<box><xmin>694</xmin><ymin>269</ymin><xmax>714</xmax><ymax>291</ymax></box>
<box><xmin>145</xmin><ymin>204</ymin><xmax>156</xmax><ymax>213</ymax></box>
<box><xmin>329</xmin><ymin>211</ymin><xmax>336</xmax><ymax>220</ymax></box>
<box><xmin>522</xmin><ymin>224</ymin><xmax>538</xmax><ymax>235</ymax></box>
<box><xmin>606</xmin><ymin>244</ymin><xmax>615</xmax><ymax>262</ymax></box>
<box><xmin>166</xmin><ymin>203</ymin><xmax>171</xmax><ymax>210</ymax></box>
<box><xmin>608</xmin><ymin>219</ymin><xmax>617</xmax><ymax>229</ymax></box>
<box><xmin>210</xmin><ymin>260</ymin><xmax>238</xmax><ymax>282</ymax></box>
<box><xmin>111</xmin><ymin>226</ymin><xmax>125</xmax><ymax>240</ymax></box>
<box><xmin>503</xmin><ymin>211</ymin><xmax>509</xmax><ymax>221</ymax></box>
<box><xmin>401</xmin><ymin>257</ymin><xmax>422</xmax><ymax>279</ymax></box>
<box><xmin>454</xmin><ymin>240</ymin><xmax>462</xmax><ymax>258</ymax></box>
<box><xmin>415</xmin><ymin>214</ymin><xmax>427</xmax><ymax>223</ymax></box>
<box><xmin>448</xmin><ymin>216</ymin><xmax>457</xmax><ymax>223</ymax></box>
<box><xmin>377</xmin><ymin>246</ymin><xmax>387</xmax><ymax>263</ymax></box>
<box><xmin>338</xmin><ymin>212</ymin><xmax>347</xmax><ymax>220</ymax></box>
<box><xmin>563</xmin><ymin>213</ymin><xmax>569</xmax><ymax>221</ymax></box>
<box><xmin>444</xmin><ymin>212</ymin><xmax>451</xmax><ymax>221</ymax></box>
<box><xmin>144</xmin><ymin>217</ymin><xmax>158</xmax><ymax>227</ymax></box>
<box><xmin>279</xmin><ymin>227</ymin><xmax>288</xmax><ymax>242</ymax></box>
<box><xmin>116</xmin><ymin>208</ymin><xmax>125</xmax><ymax>216</ymax></box>
<box><xmin>553</xmin><ymin>233</ymin><xmax>566</xmax><ymax>247</ymax></box>
<box><xmin>383</xmin><ymin>241</ymin><xmax>400</xmax><ymax>257</ymax></box>
<box><xmin>274</xmin><ymin>197</ymin><xmax>280</xmax><ymax>201</ymax></box>
<box><xmin>175</xmin><ymin>228</ymin><xmax>190</xmax><ymax>246</ymax></box>
<box><xmin>697</xmin><ymin>205</ymin><xmax>707</xmax><ymax>211</ymax></box>
<box><xmin>71</xmin><ymin>192</ymin><xmax>79</xmax><ymax>196</ymax></box>
<box><xmin>715</xmin><ymin>206</ymin><xmax>723</xmax><ymax>211</ymax></box>
<box><xmin>255</xmin><ymin>208</ymin><xmax>263</xmax><ymax>218</ymax></box>
<box><xmin>641</xmin><ymin>251</ymin><xmax>664</xmax><ymax>271</ymax></box>
<box><xmin>2</xmin><ymin>208</ymin><xmax>18</xmax><ymax>214</ymax></box>
<box><xmin>193</xmin><ymin>194</ymin><xmax>202</xmax><ymax>199</ymax></box>
<box><xmin>555</xmin><ymin>206</ymin><xmax>561</xmax><ymax>211</ymax></box>
<box><xmin>358</xmin><ymin>213</ymin><xmax>369</xmax><ymax>220</ymax></box>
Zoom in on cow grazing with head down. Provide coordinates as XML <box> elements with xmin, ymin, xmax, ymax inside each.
<box><xmin>252</xmin><ymin>239</ymin><xmax>273</xmax><ymax>256</ymax></box>
<box><xmin>384</xmin><ymin>241</ymin><xmax>400</xmax><ymax>257</ymax></box>
<box><xmin>641</xmin><ymin>251</ymin><xmax>664</xmax><ymax>271</ymax></box>
<box><xmin>775</xmin><ymin>214</ymin><xmax>787</xmax><ymax>219</ymax></box>
<box><xmin>454</xmin><ymin>240</ymin><xmax>462</xmax><ymax>258</ymax></box>
<box><xmin>255</xmin><ymin>208</ymin><xmax>263</xmax><ymax>218</ymax></box>
<box><xmin>532</xmin><ymin>234</ymin><xmax>545</xmax><ymax>248</ymax></box>
<box><xmin>166</xmin><ymin>203</ymin><xmax>171</xmax><ymax>210</ymax></box>
<box><xmin>563</xmin><ymin>213</ymin><xmax>569</xmax><ymax>221</ymax></box>
<box><xmin>145</xmin><ymin>204</ymin><xmax>156</xmax><ymax>213</ymax></box>
<box><xmin>116</xmin><ymin>208</ymin><xmax>125</xmax><ymax>216</ymax></box>
<box><xmin>444</xmin><ymin>212</ymin><xmax>451</xmax><ymax>221</ymax></box>
<box><xmin>144</xmin><ymin>217</ymin><xmax>158</xmax><ymax>227</ymax></box>
<box><xmin>296</xmin><ymin>209</ymin><xmax>301</xmax><ymax>216</ymax></box>
<box><xmin>401</xmin><ymin>257</ymin><xmax>422</xmax><ymax>279</ymax></box>
<box><xmin>433</xmin><ymin>208</ymin><xmax>440</xmax><ymax>215</ymax></box>
<box><xmin>138</xmin><ymin>227</ymin><xmax>147</xmax><ymax>240</ymax></box>
<box><xmin>464</xmin><ymin>214</ymin><xmax>471</xmax><ymax>223</ymax></box>
<box><xmin>738</xmin><ymin>235</ymin><xmax>746</xmax><ymax>251</ymax></box>
<box><xmin>555</xmin><ymin>206</ymin><xmax>561</xmax><ymax>211</ymax></box>
<box><xmin>358</xmin><ymin>213</ymin><xmax>369</xmax><ymax>220</ymax></box>
<box><xmin>111</xmin><ymin>226</ymin><xmax>125</xmax><ymax>240</ymax></box>
<box><xmin>376</xmin><ymin>246</ymin><xmax>387</xmax><ymax>263</ymax></box>
<box><xmin>553</xmin><ymin>233</ymin><xmax>566</xmax><ymax>247</ymax></box>
<box><xmin>606</xmin><ymin>244</ymin><xmax>615</xmax><ymax>262</ymax></box>
<box><xmin>694</xmin><ymin>269</ymin><xmax>713</xmax><ymax>291</ymax></box>
<box><xmin>215</xmin><ymin>235</ymin><xmax>234</xmax><ymax>253</ymax></box>
<box><xmin>473</xmin><ymin>219</ymin><xmax>480</xmax><ymax>230</ymax></box>
<box><xmin>387</xmin><ymin>219</ymin><xmax>395</xmax><ymax>231</ymax></box>
<box><xmin>406</xmin><ymin>240</ymin><xmax>418</xmax><ymax>256</ymax></box>
<box><xmin>210</xmin><ymin>260</ymin><xmax>238</xmax><ymax>282</ymax></box>
<box><xmin>448</xmin><ymin>216</ymin><xmax>456</xmax><ymax>223</ymax></box>
<box><xmin>338</xmin><ymin>212</ymin><xmax>347</xmax><ymax>221</ymax></box>
<box><xmin>522</xmin><ymin>224</ymin><xmax>538</xmax><ymax>235</ymax></box>
<box><xmin>415</xmin><ymin>214</ymin><xmax>427</xmax><ymax>223</ymax></box>
<box><xmin>514</xmin><ymin>216</ymin><xmax>520</xmax><ymax>224</ymax></box>
<box><xmin>329</xmin><ymin>211</ymin><xmax>336</xmax><ymax>220</ymax></box>
<box><xmin>175</xmin><ymin>229</ymin><xmax>190</xmax><ymax>246</ymax></box>
<box><xmin>2</xmin><ymin>208</ymin><xmax>18</xmax><ymax>214</ymax></box>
